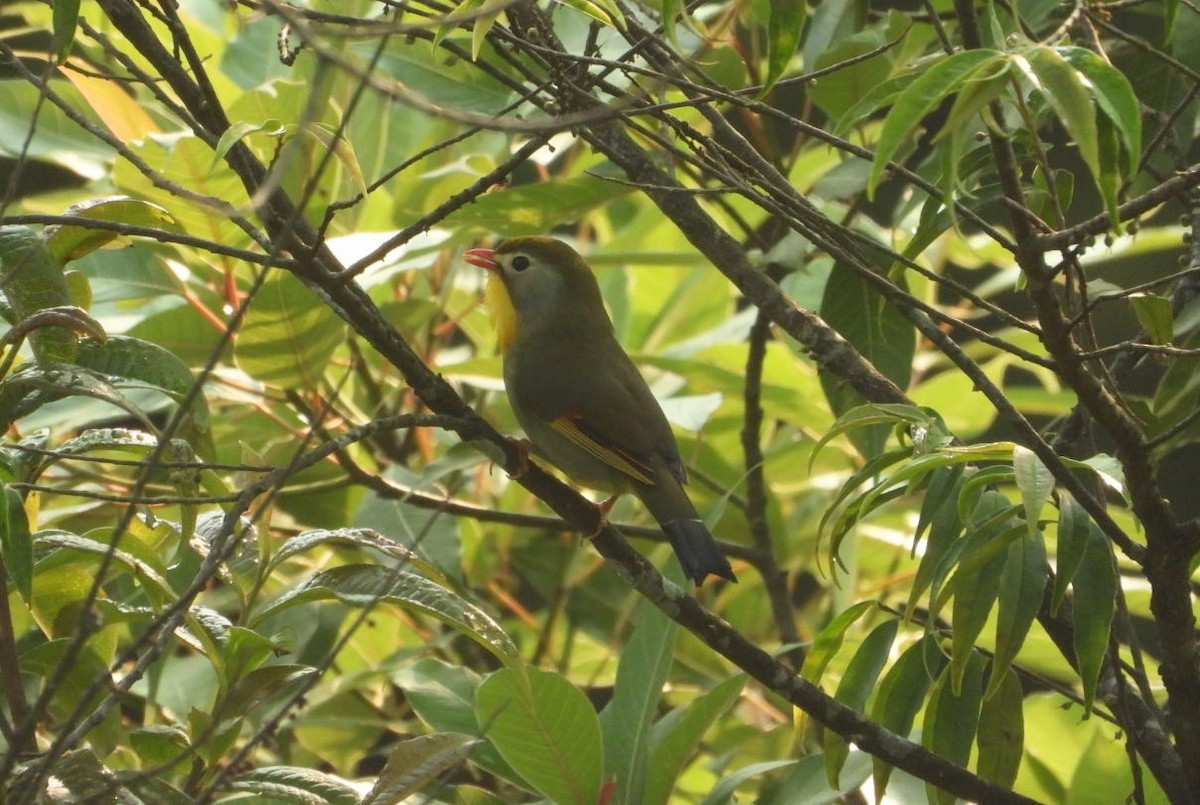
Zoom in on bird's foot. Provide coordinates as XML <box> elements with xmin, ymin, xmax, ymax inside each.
<box><xmin>587</xmin><ymin>495</ymin><xmax>620</xmax><ymax>540</ymax></box>
<box><xmin>504</xmin><ymin>438</ymin><xmax>532</xmax><ymax>479</ymax></box>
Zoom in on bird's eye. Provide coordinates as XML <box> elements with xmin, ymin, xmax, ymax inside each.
<box><xmin>511</xmin><ymin>255</ymin><xmax>531</xmax><ymax>272</ymax></box>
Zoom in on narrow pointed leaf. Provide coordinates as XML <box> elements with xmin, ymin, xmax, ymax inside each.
<box><xmin>1013</xmin><ymin>445</ymin><xmax>1054</xmax><ymax>539</ymax></box>
<box><xmin>763</xmin><ymin>0</ymin><xmax>806</xmax><ymax>95</ymax></box>
<box><xmin>1058</xmin><ymin>46</ymin><xmax>1142</xmax><ymax>164</ymax></box>
<box><xmin>868</xmin><ymin>50</ymin><xmax>1005</xmax><ymax>196</ymax></box>
<box><xmin>1073</xmin><ymin>526</ymin><xmax>1117</xmax><ymax>714</ymax></box>
<box><xmin>800</xmin><ymin>600</ymin><xmax>877</xmax><ymax>684</ymax></box>
<box><xmin>1051</xmin><ymin>492</ymin><xmax>1089</xmax><ymax>612</ymax></box>
<box><xmin>871</xmin><ymin>636</ymin><xmax>944</xmax><ymax>800</ymax></box>
<box><xmin>643</xmin><ymin>674</ymin><xmax>745</xmax><ymax>805</ymax></box>
<box><xmin>977</xmin><ymin>665</ymin><xmax>1024</xmax><ymax>788</ymax></box>
<box><xmin>825</xmin><ymin>619</ymin><xmax>898</xmax><ymax>788</ymax></box>
<box><xmin>923</xmin><ymin>651</ymin><xmax>986</xmax><ymax>805</ymax></box>
<box><xmin>988</xmin><ymin>532</ymin><xmax>1047</xmax><ymax>699</ymax></box>
<box><xmin>600</xmin><ymin>596</ymin><xmax>678</xmax><ymax>805</ymax></box>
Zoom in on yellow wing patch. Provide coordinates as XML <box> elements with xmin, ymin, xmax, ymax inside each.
<box><xmin>550</xmin><ymin>415</ymin><xmax>656</xmax><ymax>486</ymax></box>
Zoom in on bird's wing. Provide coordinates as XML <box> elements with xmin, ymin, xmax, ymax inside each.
<box><xmin>548</xmin><ymin>411</ymin><xmax>656</xmax><ymax>486</ymax></box>
<box><xmin>513</xmin><ymin>332</ymin><xmax>687</xmax><ymax>487</ymax></box>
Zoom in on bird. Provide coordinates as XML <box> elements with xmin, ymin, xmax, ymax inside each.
<box><xmin>464</xmin><ymin>236</ymin><xmax>736</xmax><ymax>585</ymax></box>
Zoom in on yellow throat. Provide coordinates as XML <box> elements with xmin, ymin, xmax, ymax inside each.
<box><xmin>484</xmin><ymin>270</ymin><xmax>518</xmax><ymax>353</ymax></box>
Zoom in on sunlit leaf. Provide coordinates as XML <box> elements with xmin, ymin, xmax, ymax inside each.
<box><xmin>477</xmin><ymin>667</ymin><xmax>604</xmax><ymax>805</ymax></box>
<box><xmin>234</xmin><ymin>271</ymin><xmax>345</xmax><ymax>389</ymax></box>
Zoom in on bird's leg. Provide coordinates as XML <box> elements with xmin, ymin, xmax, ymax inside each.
<box><xmin>587</xmin><ymin>495</ymin><xmax>620</xmax><ymax>539</ymax></box>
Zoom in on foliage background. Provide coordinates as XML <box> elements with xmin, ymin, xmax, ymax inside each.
<box><xmin>1</xmin><ymin>0</ymin><xmax>1198</xmax><ymax>802</ymax></box>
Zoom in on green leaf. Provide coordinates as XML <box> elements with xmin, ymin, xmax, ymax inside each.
<box><xmin>234</xmin><ymin>271</ymin><xmax>346</xmax><ymax>389</ymax></box>
<box><xmin>0</xmin><ymin>225</ymin><xmax>77</xmax><ymax>363</ymax></box>
<box><xmin>977</xmin><ymin>665</ymin><xmax>1025</xmax><ymax>788</ymax></box>
<box><xmin>1057</xmin><ymin>46</ymin><xmax>1142</xmax><ymax>166</ymax></box>
<box><xmin>252</xmin><ymin>564</ymin><xmax>519</xmax><ymax>663</ymax></box>
<box><xmin>956</xmin><ymin>463</ymin><xmax>1017</xmax><ymax>524</ymax></box>
<box><xmin>1013</xmin><ymin>445</ymin><xmax>1054</xmax><ymax>539</ymax></box>
<box><xmin>660</xmin><ymin>0</ymin><xmax>684</xmax><ymax>49</ymax></box>
<box><xmin>0</xmin><ymin>484</ymin><xmax>33</xmax><ymax>601</ymax></box>
<box><xmin>112</xmin><ymin>135</ymin><xmax>251</xmax><ymax>249</ymax></box>
<box><xmin>803</xmin><ymin>0</ymin><xmax>866</xmax><ymax>72</ymax></box>
<box><xmin>226</xmin><ymin>665</ymin><xmax>317</xmax><ymax>715</ymax></box>
<box><xmin>1061</xmin><ymin>454</ymin><xmax>1127</xmax><ymax>503</ymax></box>
<box><xmin>817</xmin><ymin>445</ymin><xmax>912</xmax><ymax>547</ymax></box>
<box><xmin>0</xmin><ymin>336</ymin><xmax>214</xmax><ymax>458</ymax></box>
<box><xmin>434</xmin><ymin>176</ymin><xmax>632</xmax><ymax>237</ymax></box>
<box><xmin>1022</xmin><ymin>46</ymin><xmax>1098</xmax><ymax>169</ymax></box>
<box><xmin>391</xmin><ymin>658</ymin><xmax>520</xmax><ymax>782</ymax></box>
<box><xmin>209</xmin><ymin>119</ymin><xmax>285</xmax><ymax>173</ymax></box>
<box><xmin>1051</xmin><ymin>492</ymin><xmax>1089</xmax><ymax>613</ymax></box>
<box><xmin>34</xmin><ymin>531</ymin><xmax>176</xmax><ymax>608</ymax></box>
<box><xmin>914</xmin><ymin>465</ymin><xmax>964</xmax><ymax>552</ymax></box>
<box><xmin>0</xmin><ymin>83</ymin><xmax>114</xmax><ymax>176</ymax></box>
<box><xmin>600</xmin><ymin>597</ymin><xmax>678</xmax><ymax>805</ymax></box>
<box><xmin>130</xmin><ymin>724</ymin><xmax>191</xmax><ymax>770</ymax></box>
<box><xmin>363</xmin><ymin>733</ymin><xmax>482</xmax><ymax>805</ymax></box>
<box><xmin>809</xmin><ymin>11</ymin><xmax>907</xmax><ymax>121</ymax></box>
<box><xmin>868</xmin><ymin>50</ymin><xmax>1006</xmax><ymax>196</ymax></box>
<box><xmin>266</xmin><ymin>527</ymin><xmax>434</xmax><ymax>577</ymax></box>
<box><xmin>700</xmin><ymin>760</ymin><xmax>800</xmax><ymax>805</ymax></box>
<box><xmin>1129</xmin><ymin>293</ymin><xmax>1174</xmax><ymax>345</ymax></box>
<box><xmin>800</xmin><ymin>600</ymin><xmax>877</xmax><ymax>685</ymax></box>
<box><xmin>934</xmin><ymin>58</ymin><xmax>1012</xmax><ymax>200</ymax></box>
<box><xmin>44</xmin><ymin>197</ymin><xmax>180</xmax><ymax>263</ymax></box>
<box><xmin>1022</xmin><ymin>47</ymin><xmax>1115</xmax><ymax>222</ymax></box>
<box><xmin>643</xmin><ymin>674</ymin><xmax>745</xmax><ymax>805</ymax></box>
<box><xmin>811</xmin><ymin>403</ymin><xmax>939</xmax><ymax>464</ymax></box>
<box><xmin>763</xmin><ymin>0</ymin><xmax>806</xmax><ymax>95</ymax></box>
<box><xmin>228</xmin><ymin>766</ymin><xmax>359</xmax><ymax>804</ymax></box>
<box><xmin>871</xmin><ymin>636</ymin><xmax>944</xmax><ymax>800</ymax></box>
<box><xmin>1073</xmin><ymin>526</ymin><xmax>1117</xmax><ymax>714</ymax></box>
<box><xmin>52</xmin><ymin>0</ymin><xmax>81</xmax><ymax>61</ymax></box>
<box><xmin>907</xmin><ymin>469</ymin><xmax>965</xmax><ymax>620</ymax></box>
<box><xmin>1095</xmin><ymin>111</ymin><xmax>1122</xmax><ymax>227</ymax></box>
<box><xmin>1149</xmin><ymin>326</ymin><xmax>1200</xmax><ymax>449</ymax></box>
<box><xmin>299</xmin><ymin>123</ymin><xmax>368</xmax><ymax>196</ymax></box>
<box><xmin>948</xmin><ymin>492</ymin><xmax>1016</xmax><ymax>692</ymax></box>
<box><xmin>476</xmin><ymin>667</ymin><xmax>604</xmax><ymax>805</ymax></box>
<box><xmin>989</xmin><ymin>530</ymin><xmax>1047</xmax><ymax>699</ymax></box>
<box><xmin>923</xmin><ymin>651</ymin><xmax>986</xmax><ymax>805</ymax></box>
<box><xmin>821</xmin><ymin>268</ymin><xmax>917</xmax><ymax>392</ymax></box>
<box><xmin>553</xmin><ymin>0</ymin><xmax>624</xmax><ymax>28</ymax></box>
<box><xmin>75</xmin><ymin>335</ymin><xmax>212</xmax><ymax>435</ymax></box>
<box><xmin>834</xmin><ymin>70</ymin><xmax>918</xmax><ymax>135</ymax></box>
<box><xmin>825</xmin><ymin>619</ymin><xmax>898</xmax><ymax>788</ymax></box>
<box><xmin>819</xmin><ymin>267</ymin><xmax>916</xmax><ymax>458</ymax></box>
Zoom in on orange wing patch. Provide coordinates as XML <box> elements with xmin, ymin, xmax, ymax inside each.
<box><xmin>550</xmin><ymin>414</ymin><xmax>656</xmax><ymax>486</ymax></box>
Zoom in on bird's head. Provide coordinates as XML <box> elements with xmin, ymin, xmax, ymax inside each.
<box><xmin>465</xmin><ymin>236</ymin><xmax>606</xmax><ymax>350</ymax></box>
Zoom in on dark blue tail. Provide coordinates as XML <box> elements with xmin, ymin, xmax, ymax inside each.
<box><xmin>662</xmin><ymin>519</ymin><xmax>736</xmax><ymax>584</ymax></box>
